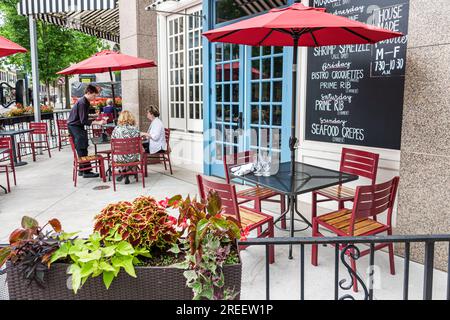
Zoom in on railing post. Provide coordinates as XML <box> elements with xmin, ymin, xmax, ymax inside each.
<box><xmin>423</xmin><ymin>241</ymin><xmax>435</xmax><ymax>300</ymax></box>
<box><xmin>369</xmin><ymin>243</ymin><xmax>375</xmax><ymax>300</ymax></box>
<box><xmin>300</xmin><ymin>244</ymin><xmax>304</xmax><ymax>300</ymax></box>
<box><xmin>266</xmin><ymin>245</ymin><xmax>270</xmax><ymax>300</ymax></box>
<box><xmin>404</xmin><ymin>242</ymin><xmax>410</xmax><ymax>300</ymax></box>
<box><xmin>334</xmin><ymin>244</ymin><xmax>339</xmax><ymax>300</ymax></box>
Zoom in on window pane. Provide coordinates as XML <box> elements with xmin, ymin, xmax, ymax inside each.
<box><xmin>251</xmin><ymin>83</ymin><xmax>259</xmax><ymax>102</ymax></box>
<box><xmin>251</xmin><ymin>105</ymin><xmax>259</xmax><ymax>124</ymax></box>
<box><xmin>215</xmin><ymin>0</ymin><xmax>247</xmax><ymax>24</ymax></box>
<box><xmin>273</xmin><ymin>105</ymin><xmax>282</xmax><ymax>126</ymax></box>
<box><xmin>273</xmin><ymin>81</ymin><xmax>282</xmax><ymax>102</ymax></box>
<box><xmin>274</xmin><ymin>57</ymin><xmax>283</xmax><ymax>78</ymax></box>
<box><xmin>251</xmin><ymin>60</ymin><xmax>260</xmax><ymax>80</ymax></box>
<box><xmin>261</xmin><ymin>105</ymin><xmax>270</xmax><ymax>125</ymax></box>
<box><xmin>262</xmin><ymin>82</ymin><xmax>270</xmax><ymax>102</ymax></box>
<box><xmin>262</xmin><ymin>58</ymin><xmax>271</xmax><ymax>79</ymax></box>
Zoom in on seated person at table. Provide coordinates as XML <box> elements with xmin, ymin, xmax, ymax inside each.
<box><xmin>103</xmin><ymin>99</ymin><xmax>115</xmax><ymax>116</ymax></box>
<box><xmin>111</xmin><ymin>111</ymin><xmax>140</xmax><ymax>185</ymax></box>
<box><xmin>141</xmin><ymin>106</ymin><xmax>167</xmax><ymax>154</ymax></box>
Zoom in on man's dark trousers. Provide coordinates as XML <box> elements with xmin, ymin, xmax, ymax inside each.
<box><xmin>68</xmin><ymin>125</ymin><xmax>90</xmax><ymax>171</ymax></box>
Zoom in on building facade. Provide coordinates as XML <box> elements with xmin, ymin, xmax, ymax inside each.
<box><xmin>121</xmin><ymin>0</ymin><xmax>449</xmax><ymax>269</ymax></box>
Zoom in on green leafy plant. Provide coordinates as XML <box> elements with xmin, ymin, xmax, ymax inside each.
<box><xmin>50</xmin><ymin>228</ymin><xmax>150</xmax><ymax>293</ymax></box>
<box><xmin>94</xmin><ymin>196</ymin><xmax>179</xmax><ymax>251</ymax></box>
<box><xmin>0</xmin><ymin>216</ymin><xmax>68</xmax><ymax>287</ymax></box>
<box><xmin>168</xmin><ymin>192</ymin><xmax>242</xmax><ymax>300</ymax></box>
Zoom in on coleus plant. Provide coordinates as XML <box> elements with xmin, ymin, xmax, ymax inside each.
<box><xmin>0</xmin><ymin>216</ymin><xmax>69</xmax><ymax>287</ymax></box>
<box><xmin>93</xmin><ymin>196</ymin><xmax>179</xmax><ymax>251</ymax></box>
<box><xmin>167</xmin><ymin>191</ymin><xmax>242</xmax><ymax>300</ymax></box>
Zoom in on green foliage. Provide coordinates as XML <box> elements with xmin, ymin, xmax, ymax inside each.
<box><xmin>169</xmin><ymin>192</ymin><xmax>241</xmax><ymax>300</ymax></box>
<box><xmin>0</xmin><ymin>216</ymin><xmax>71</xmax><ymax>287</ymax></box>
<box><xmin>94</xmin><ymin>196</ymin><xmax>180</xmax><ymax>251</ymax></box>
<box><xmin>50</xmin><ymin>228</ymin><xmax>150</xmax><ymax>293</ymax></box>
<box><xmin>0</xmin><ymin>0</ymin><xmax>107</xmax><ymax>85</ymax></box>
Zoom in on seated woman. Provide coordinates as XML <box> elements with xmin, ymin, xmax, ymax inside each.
<box><xmin>111</xmin><ymin>110</ymin><xmax>140</xmax><ymax>184</ymax></box>
<box><xmin>141</xmin><ymin>106</ymin><xmax>167</xmax><ymax>154</ymax></box>
<box><xmin>103</xmin><ymin>99</ymin><xmax>115</xmax><ymax>116</ymax></box>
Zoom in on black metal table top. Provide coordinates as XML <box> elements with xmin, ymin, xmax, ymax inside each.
<box><xmin>101</xmin><ymin>123</ymin><xmax>116</xmax><ymax>128</ymax></box>
<box><xmin>91</xmin><ymin>137</ymin><xmax>111</xmax><ymax>145</ymax></box>
<box><xmin>0</xmin><ymin>129</ymin><xmax>34</xmax><ymax>136</ymax></box>
<box><xmin>235</xmin><ymin>161</ymin><xmax>359</xmax><ymax>196</ymax></box>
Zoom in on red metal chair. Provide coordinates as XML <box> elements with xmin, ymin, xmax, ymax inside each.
<box><xmin>111</xmin><ymin>137</ymin><xmax>146</xmax><ymax>192</ymax></box>
<box><xmin>69</xmin><ymin>136</ymin><xmax>106</xmax><ymax>187</ymax></box>
<box><xmin>0</xmin><ymin>137</ymin><xmax>16</xmax><ymax>188</ymax></box>
<box><xmin>197</xmin><ymin>175</ymin><xmax>275</xmax><ymax>264</ymax></box>
<box><xmin>144</xmin><ymin>128</ymin><xmax>173</xmax><ymax>176</ymax></box>
<box><xmin>224</xmin><ymin>150</ymin><xmax>286</xmax><ymax>229</ymax></box>
<box><xmin>17</xmin><ymin>122</ymin><xmax>52</xmax><ymax>162</ymax></box>
<box><xmin>312</xmin><ymin>148</ymin><xmax>379</xmax><ymax>217</ymax></box>
<box><xmin>0</xmin><ymin>163</ymin><xmax>10</xmax><ymax>193</ymax></box>
<box><xmin>311</xmin><ymin>176</ymin><xmax>400</xmax><ymax>292</ymax></box>
<box><xmin>57</xmin><ymin>119</ymin><xmax>70</xmax><ymax>151</ymax></box>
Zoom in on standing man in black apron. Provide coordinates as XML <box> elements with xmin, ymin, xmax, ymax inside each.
<box><xmin>68</xmin><ymin>85</ymin><xmax>106</xmax><ymax>178</ymax></box>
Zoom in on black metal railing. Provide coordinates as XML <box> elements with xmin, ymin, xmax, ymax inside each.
<box><xmin>0</xmin><ymin>110</ymin><xmax>72</xmax><ymax>157</ymax></box>
<box><xmin>239</xmin><ymin>234</ymin><xmax>450</xmax><ymax>300</ymax></box>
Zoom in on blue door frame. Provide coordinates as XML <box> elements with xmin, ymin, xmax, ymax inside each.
<box><xmin>202</xmin><ymin>0</ymin><xmax>294</xmax><ymax>177</ymax></box>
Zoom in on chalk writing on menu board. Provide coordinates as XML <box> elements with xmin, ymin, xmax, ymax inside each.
<box><xmin>305</xmin><ymin>0</ymin><xmax>409</xmax><ymax>150</ymax></box>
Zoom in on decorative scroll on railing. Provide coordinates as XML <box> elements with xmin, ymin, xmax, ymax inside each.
<box><xmin>239</xmin><ymin>234</ymin><xmax>450</xmax><ymax>300</ymax></box>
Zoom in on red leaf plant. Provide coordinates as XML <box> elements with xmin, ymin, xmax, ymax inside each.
<box><xmin>94</xmin><ymin>196</ymin><xmax>180</xmax><ymax>251</ymax></box>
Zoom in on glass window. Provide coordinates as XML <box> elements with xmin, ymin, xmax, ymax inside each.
<box><xmin>168</xmin><ymin>8</ymin><xmax>203</xmax><ymax>131</ymax></box>
<box><xmin>215</xmin><ymin>0</ymin><xmax>247</xmax><ymax>24</ymax></box>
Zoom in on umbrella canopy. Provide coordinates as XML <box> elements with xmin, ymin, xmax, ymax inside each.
<box><xmin>0</xmin><ymin>35</ymin><xmax>27</xmax><ymax>58</ymax></box>
<box><xmin>57</xmin><ymin>50</ymin><xmax>157</xmax><ymax>75</ymax></box>
<box><xmin>203</xmin><ymin>3</ymin><xmax>403</xmax><ymax>46</ymax></box>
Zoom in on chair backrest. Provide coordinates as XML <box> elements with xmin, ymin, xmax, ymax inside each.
<box><xmin>196</xmin><ymin>175</ymin><xmax>241</xmax><ymax>223</ymax></box>
<box><xmin>68</xmin><ymin>136</ymin><xmax>78</xmax><ymax>160</ymax></box>
<box><xmin>340</xmin><ymin>148</ymin><xmax>379</xmax><ymax>184</ymax></box>
<box><xmin>350</xmin><ymin>176</ymin><xmax>400</xmax><ymax>234</ymax></box>
<box><xmin>223</xmin><ymin>150</ymin><xmax>256</xmax><ymax>184</ymax></box>
<box><xmin>111</xmin><ymin>137</ymin><xmax>143</xmax><ymax>160</ymax></box>
<box><xmin>165</xmin><ymin>128</ymin><xmax>170</xmax><ymax>148</ymax></box>
<box><xmin>29</xmin><ymin>122</ymin><xmax>49</xmax><ymax>135</ymax></box>
<box><xmin>0</xmin><ymin>136</ymin><xmax>12</xmax><ymax>149</ymax></box>
<box><xmin>57</xmin><ymin>119</ymin><xmax>68</xmax><ymax>131</ymax></box>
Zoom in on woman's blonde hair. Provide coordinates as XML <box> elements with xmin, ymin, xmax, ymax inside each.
<box><xmin>106</xmin><ymin>98</ymin><xmax>113</xmax><ymax>106</ymax></box>
<box><xmin>117</xmin><ymin>110</ymin><xmax>136</xmax><ymax>126</ymax></box>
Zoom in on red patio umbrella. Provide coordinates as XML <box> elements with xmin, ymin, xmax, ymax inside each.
<box><xmin>57</xmin><ymin>50</ymin><xmax>157</xmax><ymax>116</ymax></box>
<box><xmin>203</xmin><ymin>3</ymin><xmax>403</xmax><ymax>174</ymax></box>
<box><xmin>0</xmin><ymin>35</ymin><xmax>27</xmax><ymax>58</ymax></box>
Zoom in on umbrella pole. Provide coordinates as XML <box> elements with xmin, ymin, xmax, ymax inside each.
<box><xmin>289</xmin><ymin>36</ymin><xmax>299</xmax><ymax>176</ymax></box>
<box><xmin>109</xmin><ymin>68</ymin><xmax>118</xmax><ymax>122</ymax></box>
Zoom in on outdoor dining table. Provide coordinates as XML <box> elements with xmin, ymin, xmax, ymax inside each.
<box><xmin>234</xmin><ymin>161</ymin><xmax>359</xmax><ymax>259</ymax></box>
<box><xmin>0</xmin><ymin>148</ymin><xmax>8</xmax><ymax>193</ymax></box>
<box><xmin>0</xmin><ymin>129</ymin><xmax>34</xmax><ymax>167</ymax></box>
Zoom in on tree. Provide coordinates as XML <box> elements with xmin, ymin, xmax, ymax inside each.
<box><xmin>0</xmin><ymin>0</ymin><xmax>108</xmax><ymax>106</ymax></box>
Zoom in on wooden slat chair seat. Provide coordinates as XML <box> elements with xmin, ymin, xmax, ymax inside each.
<box><xmin>312</xmin><ymin>177</ymin><xmax>400</xmax><ymax>292</ymax></box>
<box><xmin>237</xmin><ymin>186</ymin><xmax>278</xmax><ymax>199</ymax></box>
<box><xmin>312</xmin><ymin>148</ymin><xmax>379</xmax><ymax>216</ymax></box>
<box><xmin>315</xmin><ymin>185</ymin><xmax>355</xmax><ymax>201</ymax></box>
<box><xmin>197</xmin><ymin>175</ymin><xmax>276</xmax><ymax>264</ymax></box>
<box><xmin>79</xmin><ymin>155</ymin><xmax>103</xmax><ymax>163</ymax></box>
<box><xmin>316</xmin><ymin>209</ymin><xmax>388</xmax><ymax>236</ymax></box>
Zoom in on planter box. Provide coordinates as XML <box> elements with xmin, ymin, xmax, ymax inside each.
<box><xmin>6</xmin><ymin>262</ymin><xmax>242</xmax><ymax>300</ymax></box>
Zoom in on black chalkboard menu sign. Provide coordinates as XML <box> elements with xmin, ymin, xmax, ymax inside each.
<box><xmin>305</xmin><ymin>0</ymin><xmax>409</xmax><ymax>150</ymax></box>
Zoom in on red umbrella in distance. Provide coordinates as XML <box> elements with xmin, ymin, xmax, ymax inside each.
<box><xmin>57</xmin><ymin>50</ymin><xmax>157</xmax><ymax>113</ymax></box>
<box><xmin>203</xmin><ymin>3</ymin><xmax>403</xmax><ymax>173</ymax></box>
<box><xmin>0</xmin><ymin>35</ymin><xmax>27</xmax><ymax>58</ymax></box>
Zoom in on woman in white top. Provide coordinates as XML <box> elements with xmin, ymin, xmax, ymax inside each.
<box><xmin>142</xmin><ymin>106</ymin><xmax>167</xmax><ymax>154</ymax></box>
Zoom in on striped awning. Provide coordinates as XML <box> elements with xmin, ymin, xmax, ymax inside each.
<box><xmin>17</xmin><ymin>0</ymin><xmax>120</xmax><ymax>43</ymax></box>
<box><xmin>149</xmin><ymin>0</ymin><xmax>286</xmax><ymax>15</ymax></box>
<box><xmin>236</xmin><ymin>0</ymin><xmax>287</xmax><ymax>15</ymax></box>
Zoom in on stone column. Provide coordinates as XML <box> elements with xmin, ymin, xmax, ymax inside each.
<box><xmin>119</xmin><ymin>0</ymin><xmax>159</xmax><ymax>130</ymax></box>
<box><xmin>396</xmin><ymin>0</ymin><xmax>450</xmax><ymax>270</ymax></box>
